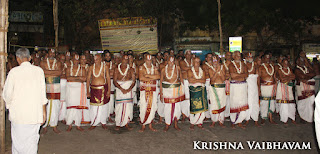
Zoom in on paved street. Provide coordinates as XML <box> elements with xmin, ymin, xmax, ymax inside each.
<box><xmin>4</xmin><ymin>114</ymin><xmax>319</xmax><ymax>154</ymax></box>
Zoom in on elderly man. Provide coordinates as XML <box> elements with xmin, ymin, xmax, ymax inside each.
<box><xmin>160</xmin><ymin>55</ymin><xmax>185</xmax><ymax>132</ymax></box>
<box><xmin>229</xmin><ymin>51</ymin><xmax>249</xmax><ymax>129</ymax></box>
<box><xmin>188</xmin><ymin>57</ymin><xmax>208</xmax><ymax>130</ymax></box>
<box><xmin>276</xmin><ymin>58</ymin><xmax>296</xmax><ymax>124</ymax></box>
<box><xmin>208</xmin><ymin>56</ymin><xmax>226</xmax><ymax>128</ymax></box>
<box><xmin>87</xmin><ymin>54</ymin><xmax>111</xmax><ymax>130</ymax></box>
<box><xmin>295</xmin><ymin>51</ymin><xmax>316</xmax><ymax>123</ymax></box>
<box><xmin>65</xmin><ymin>53</ymin><xmax>88</xmax><ymax>132</ymax></box>
<box><xmin>113</xmin><ymin>54</ymin><xmax>136</xmax><ymax>130</ymax></box>
<box><xmin>244</xmin><ymin>52</ymin><xmax>260</xmax><ymax>127</ymax></box>
<box><xmin>138</xmin><ymin>53</ymin><xmax>160</xmax><ymax>132</ymax></box>
<box><xmin>40</xmin><ymin>49</ymin><xmax>62</xmax><ymax>134</ymax></box>
<box><xmin>3</xmin><ymin>48</ymin><xmax>47</xmax><ymax>154</ymax></box>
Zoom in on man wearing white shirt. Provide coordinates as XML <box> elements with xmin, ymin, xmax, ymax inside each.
<box><xmin>3</xmin><ymin>48</ymin><xmax>47</xmax><ymax>154</ymax></box>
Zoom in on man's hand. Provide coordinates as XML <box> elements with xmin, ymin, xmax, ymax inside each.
<box><xmin>42</xmin><ymin>105</ymin><xmax>46</xmax><ymax>125</ymax></box>
<box><xmin>87</xmin><ymin>92</ymin><xmax>91</xmax><ymax>98</ymax></box>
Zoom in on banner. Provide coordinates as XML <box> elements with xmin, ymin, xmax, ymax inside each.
<box><xmin>229</xmin><ymin>37</ymin><xmax>242</xmax><ymax>53</ymax></box>
<box><xmin>98</xmin><ymin>17</ymin><xmax>158</xmax><ymax>53</ymax></box>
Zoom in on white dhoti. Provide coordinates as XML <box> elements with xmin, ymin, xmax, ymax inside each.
<box><xmin>181</xmin><ymin>79</ymin><xmax>190</xmax><ymax>117</ymax></box>
<box><xmin>190</xmin><ymin>113</ymin><xmax>206</xmax><ymax>125</ymax></box>
<box><xmin>115</xmin><ymin>81</ymin><xmax>134</xmax><ymax>127</ymax></box>
<box><xmin>11</xmin><ymin>122</ymin><xmax>40</xmax><ymax>154</ymax></box>
<box><xmin>157</xmin><ymin>80</ymin><xmax>165</xmax><ymax>118</ymax></box>
<box><xmin>205</xmin><ymin>79</ymin><xmax>211</xmax><ymax>119</ymax></box>
<box><xmin>89</xmin><ymin>84</ymin><xmax>110</xmax><ymax>126</ymax></box>
<box><xmin>66</xmin><ymin>82</ymin><xmax>89</xmax><ymax>126</ymax></box>
<box><xmin>246</xmin><ymin>74</ymin><xmax>259</xmax><ymax>122</ymax></box>
<box><xmin>90</xmin><ymin>104</ymin><xmax>109</xmax><ymax>126</ymax></box>
<box><xmin>260</xmin><ymin>83</ymin><xmax>277</xmax><ymax>119</ymax></box>
<box><xmin>296</xmin><ymin>79</ymin><xmax>315</xmax><ymax>122</ymax></box>
<box><xmin>43</xmin><ymin>99</ymin><xmax>60</xmax><ymax>127</ymax></box>
<box><xmin>59</xmin><ymin>78</ymin><xmax>67</xmax><ymax>121</ymax></box>
<box><xmin>229</xmin><ymin>81</ymin><xmax>248</xmax><ymax>124</ymax></box>
<box><xmin>108</xmin><ymin>79</ymin><xmax>115</xmax><ymax>116</ymax></box>
<box><xmin>224</xmin><ymin>80</ymin><xmax>230</xmax><ymax>117</ymax></box>
<box><xmin>44</xmin><ymin>77</ymin><xmax>61</xmax><ymax>128</ymax></box>
<box><xmin>189</xmin><ymin>83</ymin><xmax>208</xmax><ymax>125</ymax></box>
<box><xmin>276</xmin><ymin>82</ymin><xmax>296</xmax><ymax>123</ymax></box>
<box><xmin>209</xmin><ymin>84</ymin><xmax>226</xmax><ymax>123</ymax></box>
<box><xmin>314</xmin><ymin>92</ymin><xmax>320</xmax><ymax>148</ymax></box>
<box><xmin>162</xmin><ymin>82</ymin><xmax>185</xmax><ymax>125</ymax></box>
<box><xmin>139</xmin><ymin>80</ymin><xmax>158</xmax><ymax>125</ymax></box>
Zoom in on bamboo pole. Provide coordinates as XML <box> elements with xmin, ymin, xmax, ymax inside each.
<box><xmin>217</xmin><ymin>0</ymin><xmax>223</xmax><ymax>56</ymax></box>
<box><xmin>53</xmin><ymin>0</ymin><xmax>59</xmax><ymax>50</ymax></box>
<box><xmin>0</xmin><ymin>0</ymin><xmax>8</xmax><ymax>153</ymax></box>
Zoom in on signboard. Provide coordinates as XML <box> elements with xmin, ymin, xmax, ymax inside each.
<box><xmin>9</xmin><ymin>11</ymin><xmax>43</xmax><ymax>23</ymax></box>
<box><xmin>98</xmin><ymin>17</ymin><xmax>158</xmax><ymax>53</ymax></box>
<box><xmin>229</xmin><ymin>37</ymin><xmax>242</xmax><ymax>53</ymax></box>
<box><xmin>303</xmin><ymin>43</ymin><xmax>320</xmax><ymax>54</ymax></box>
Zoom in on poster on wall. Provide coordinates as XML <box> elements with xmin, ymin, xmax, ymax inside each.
<box><xmin>98</xmin><ymin>17</ymin><xmax>158</xmax><ymax>54</ymax></box>
<box><xmin>229</xmin><ymin>37</ymin><xmax>242</xmax><ymax>53</ymax></box>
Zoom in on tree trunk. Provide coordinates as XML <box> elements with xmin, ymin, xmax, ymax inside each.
<box><xmin>217</xmin><ymin>0</ymin><xmax>223</xmax><ymax>56</ymax></box>
<box><xmin>0</xmin><ymin>0</ymin><xmax>8</xmax><ymax>153</ymax></box>
<box><xmin>53</xmin><ymin>0</ymin><xmax>59</xmax><ymax>50</ymax></box>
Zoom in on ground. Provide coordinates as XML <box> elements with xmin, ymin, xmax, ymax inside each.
<box><xmin>4</xmin><ymin>114</ymin><xmax>319</xmax><ymax>154</ymax></box>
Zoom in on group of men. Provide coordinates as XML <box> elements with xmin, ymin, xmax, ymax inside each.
<box><xmin>7</xmin><ymin>48</ymin><xmax>320</xmax><ymax>133</ymax></box>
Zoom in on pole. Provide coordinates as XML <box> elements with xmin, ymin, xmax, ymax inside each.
<box><xmin>217</xmin><ymin>0</ymin><xmax>223</xmax><ymax>56</ymax></box>
<box><xmin>53</xmin><ymin>0</ymin><xmax>59</xmax><ymax>50</ymax></box>
<box><xmin>0</xmin><ymin>0</ymin><xmax>8</xmax><ymax>153</ymax></box>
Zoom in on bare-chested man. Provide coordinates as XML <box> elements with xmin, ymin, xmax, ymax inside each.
<box><xmin>276</xmin><ymin>58</ymin><xmax>296</xmax><ymax>124</ymax></box>
<box><xmin>138</xmin><ymin>54</ymin><xmax>160</xmax><ymax>132</ymax></box>
<box><xmin>208</xmin><ymin>56</ymin><xmax>226</xmax><ymax>128</ymax></box>
<box><xmin>159</xmin><ymin>51</ymin><xmax>169</xmax><ymax>71</ymax></box>
<box><xmin>113</xmin><ymin>55</ymin><xmax>136</xmax><ymax>130</ymax></box>
<box><xmin>79</xmin><ymin>55</ymin><xmax>91</xmax><ymax>125</ymax></box>
<box><xmin>160</xmin><ymin>56</ymin><xmax>185</xmax><ymax>132</ymax></box>
<box><xmin>295</xmin><ymin>51</ymin><xmax>316</xmax><ymax>123</ymax></box>
<box><xmin>58</xmin><ymin>53</ymin><xmax>67</xmax><ymax>124</ymax></box>
<box><xmin>87</xmin><ymin>54</ymin><xmax>111</xmax><ymax>130</ymax></box>
<box><xmin>229</xmin><ymin>51</ymin><xmax>249</xmax><ymax>129</ymax></box>
<box><xmin>274</xmin><ymin>55</ymin><xmax>285</xmax><ymax>114</ymax></box>
<box><xmin>156</xmin><ymin>52</ymin><xmax>163</xmax><ymax>65</ymax></box>
<box><xmin>244</xmin><ymin>52</ymin><xmax>260</xmax><ymax>127</ymax></box>
<box><xmin>179</xmin><ymin>50</ymin><xmax>193</xmax><ymax>121</ymax></box>
<box><xmin>188</xmin><ymin>57</ymin><xmax>208</xmax><ymax>130</ymax></box>
<box><xmin>223</xmin><ymin>51</ymin><xmax>232</xmax><ymax>118</ymax></box>
<box><xmin>83</xmin><ymin>50</ymin><xmax>93</xmax><ymax>65</ymax></box>
<box><xmin>7</xmin><ymin>53</ymin><xmax>18</xmax><ymax>73</ymax></box>
<box><xmin>202</xmin><ymin>53</ymin><xmax>215</xmax><ymax>119</ymax></box>
<box><xmin>65</xmin><ymin>51</ymin><xmax>71</xmax><ymax>66</ymax></box>
<box><xmin>40</xmin><ymin>49</ymin><xmax>62</xmax><ymax>134</ymax></box>
<box><xmin>65</xmin><ymin>53</ymin><xmax>88</xmax><ymax>132</ymax></box>
<box><xmin>104</xmin><ymin>51</ymin><xmax>116</xmax><ymax>123</ymax></box>
<box><xmin>31</xmin><ymin>52</ymin><xmax>41</xmax><ymax>66</ymax></box>
<box><xmin>258</xmin><ymin>53</ymin><xmax>277</xmax><ymax>125</ymax></box>
<box><xmin>128</xmin><ymin>54</ymin><xmax>138</xmax><ymax>105</ymax></box>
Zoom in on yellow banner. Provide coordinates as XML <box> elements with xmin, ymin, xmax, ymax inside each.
<box><xmin>99</xmin><ymin>17</ymin><xmax>157</xmax><ymax>28</ymax></box>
